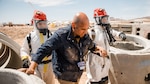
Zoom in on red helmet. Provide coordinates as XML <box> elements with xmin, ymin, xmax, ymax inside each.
<box><xmin>31</xmin><ymin>10</ymin><xmax>47</xmax><ymax>25</ymax></box>
<box><xmin>93</xmin><ymin>8</ymin><xmax>108</xmax><ymax>17</ymax></box>
<box><xmin>32</xmin><ymin>10</ymin><xmax>47</xmax><ymax>20</ymax></box>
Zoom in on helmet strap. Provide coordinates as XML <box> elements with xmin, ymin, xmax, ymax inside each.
<box><xmin>94</xmin><ymin>17</ymin><xmax>102</xmax><ymax>25</ymax></box>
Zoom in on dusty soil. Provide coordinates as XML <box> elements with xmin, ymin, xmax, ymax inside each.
<box><xmin>0</xmin><ymin>26</ymin><xmax>87</xmax><ymax>84</ymax></box>
<box><xmin>0</xmin><ymin>26</ymin><xmax>33</xmax><ymax>46</ymax></box>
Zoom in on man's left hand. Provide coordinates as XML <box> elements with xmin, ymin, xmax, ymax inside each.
<box><xmin>95</xmin><ymin>46</ymin><xmax>107</xmax><ymax>57</ymax></box>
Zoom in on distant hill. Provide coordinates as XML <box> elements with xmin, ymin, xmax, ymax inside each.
<box><xmin>130</xmin><ymin>16</ymin><xmax>150</xmax><ymax>22</ymax></box>
<box><xmin>110</xmin><ymin>17</ymin><xmax>126</xmax><ymax>21</ymax></box>
<box><xmin>132</xmin><ymin>16</ymin><xmax>150</xmax><ymax>20</ymax></box>
<box><xmin>110</xmin><ymin>16</ymin><xmax>150</xmax><ymax>23</ymax></box>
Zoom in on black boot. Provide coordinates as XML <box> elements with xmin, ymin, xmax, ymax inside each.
<box><xmin>90</xmin><ymin>76</ymin><xmax>108</xmax><ymax>84</ymax></box>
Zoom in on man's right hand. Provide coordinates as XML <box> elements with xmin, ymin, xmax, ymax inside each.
<box><xmin>26</xmin><ymin>68</ymin><xmax>35</xmax><ymax>75</ymax></box>
<box><xmin>25</xmin><ymin>61</ymin><xmax>38</xmax><ymax>75</ymax></box>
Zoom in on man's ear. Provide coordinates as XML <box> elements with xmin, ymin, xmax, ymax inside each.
<box><xmin>71</xmin><ymin>22</ymin><xmax>76</xmax><ymax>28</ymax></box>
<box><xmin>72</xmin><ymin>22</ymin><xmax>76</xmax><ymax>30</ymax></box>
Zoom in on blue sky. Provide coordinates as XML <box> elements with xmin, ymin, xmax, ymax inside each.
<box><xmin>0</xmin><ymin>0</ymin><xmax>150</xmax><ymax>24</ymax></box>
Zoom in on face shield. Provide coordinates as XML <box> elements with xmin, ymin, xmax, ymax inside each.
<box><xmin>94</xmin><ymin>16</ymin><xmax>110</xmax><ymax>26</ymax></box>
<box><xmin>36</xmin><ymin>20</ymin><xmax>48</xmax><ymax>35</ymax></box>
<box><xmin>101</xmin><ymin>16</ymin><xmax>109</xmax><ymax>25</ymax></box>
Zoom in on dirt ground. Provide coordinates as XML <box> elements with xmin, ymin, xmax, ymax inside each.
<box><xmin>0</xmin><ymin>26</ymin><xmax>87</xmax><ymax>84</ymax></box>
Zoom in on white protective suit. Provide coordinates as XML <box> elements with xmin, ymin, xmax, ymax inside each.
<box><xmin>86</xmin><ymin>25</ymin><xmax>121</xmax><ymax>83</ymax></box>
<box><xmin>20</xmin><ymin>26</ymin><xmax>55</xmax><ymax>84</ymax></box>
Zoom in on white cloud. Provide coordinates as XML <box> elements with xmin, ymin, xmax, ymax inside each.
<box><xmin>24</xmin><ymin>0</ymin><xmax>74</xmax><ymax>7</ymax></box>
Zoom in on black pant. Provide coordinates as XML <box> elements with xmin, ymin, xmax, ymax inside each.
<box><xmin>90</xmin><ymin>76</ymin><xmax>108</xmax><ymax>84</ymax></box>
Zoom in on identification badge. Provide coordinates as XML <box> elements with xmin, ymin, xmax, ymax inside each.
<box><xmin>77</xmin><ymin>61</ymin><xmax>85</xmax><ymax>70</ymax></box>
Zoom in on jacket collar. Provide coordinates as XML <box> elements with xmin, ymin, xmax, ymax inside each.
<box><xmin>67</xmin><ymin>26</ymin><xmax>75</xmax><ymax>41</ymax></box>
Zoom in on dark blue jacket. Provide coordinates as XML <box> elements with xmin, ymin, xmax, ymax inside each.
<box><xmin>32</xmin><ymin>26</ymin><xmax>96</xmax><ymax>82</ymax></box>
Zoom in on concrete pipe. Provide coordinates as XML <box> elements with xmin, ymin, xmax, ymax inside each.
<box><xmin>0</xmin><ymin>68</ymin><xmax>45</xmax><ymax>84</ymax></box>
<box><xmin>109</xmin><ymin>34</ymin><xmax>150</xmax><ymax>84</ymax></box>
<box><xmin>0</xmin><ymin>32</ymin><xmax>22</xmax><ymax>69</ymax></box>
<box><xmin>0</xmin><ymin>32</ymin><xmax>46</xmax><ymax>84</ymax></box>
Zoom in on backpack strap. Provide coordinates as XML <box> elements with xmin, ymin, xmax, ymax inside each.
<box><xmin>47</xmin><ymin>30</ymin><xmax>52</xmax><ymax>38</ymax></box>
<box><xmin>27</xmin><ymin>33</ymin><xmax>32</xmax><ymax>53</ymax></box>
<box><xmin>26</xmin><ymin>30</ymin><xmax>52</xmax><ymax>53</ymax></box>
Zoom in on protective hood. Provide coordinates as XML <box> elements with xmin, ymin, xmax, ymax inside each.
<box><xmin>33</xmin><ymin>20</ymin><xmax>48</xmax><ymax>35</ymax></box>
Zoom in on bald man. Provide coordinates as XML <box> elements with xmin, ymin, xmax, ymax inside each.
<box><xmin>26</xmin><ymin>12</ymin><xmax>107</xmax><ymax>84</ymax></box>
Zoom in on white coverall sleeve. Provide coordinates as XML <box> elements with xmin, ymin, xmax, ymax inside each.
<box><xmin>112</xmin><ymin>29</ymin><xmax>121</xmax><ymax>38</ymax></box>
<box><xmin>20</xmin><ymin>35</ymin><xmax>30</xmax><ymax>57</ymax></box>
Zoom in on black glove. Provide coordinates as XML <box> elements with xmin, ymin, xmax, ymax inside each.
<box><xmin>22</xmin><ymin>58</ymin><xmax>30</xmax><ymax>68</ymax></box>
<box><xmin>119</xmin><ymin>32</ymin><xmax>126</xmax><ymax>41</ymax></box>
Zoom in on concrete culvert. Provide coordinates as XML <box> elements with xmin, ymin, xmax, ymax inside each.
<box><xmin>112</xmin><ymin>41</ymin><xmax>144</xmax><ymax>50</ymax></box>
<box><xmin>0</xmin><ymin>68</ymin><xmax>45</xmax><ymax>84</ymax></box>
<box><xmin>0</xmin><ymin>32</ymin><xmax>46</xmax><ymax>84</ymax></box>
<box><xmin>111</xmin><ymin>34</ymin><xmax>150</xmax><ymax>52</ymax></box>
<box><xmin>109</xmin><ymin>34</ymin><xmax>150</xmax><ymax>84</ymax></box>
<box><xmin>0</xmin><ymin>32</ymin><xmax>22</xmax><ymax>69</ymax></box>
